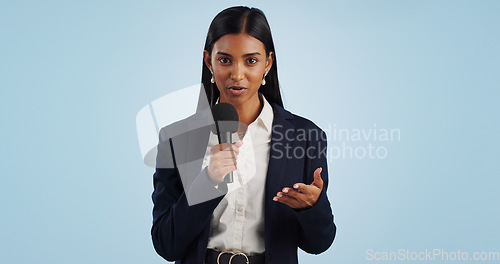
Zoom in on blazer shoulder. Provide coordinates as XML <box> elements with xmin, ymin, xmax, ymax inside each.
<box><xmin>270</xmin><ymin>101</ymin><xmax>323</xmax><ymax>131</ymax></box>
<box><xmin>290</xmin><ymin>113</ymin><xmax>323</xmax><ymax>131</ymax></box>
<box><xmin>158</xmin><ymin>108</ymin><xmax>211</xmax><ymax>142</ymax></box>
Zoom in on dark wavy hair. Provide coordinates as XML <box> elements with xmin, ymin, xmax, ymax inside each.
<box><xmin>201</xmin><ymin>6</ymin><xmax>283</xmax><ymax>108</ymax></box>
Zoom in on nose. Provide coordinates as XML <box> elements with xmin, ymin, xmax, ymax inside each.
<box><xmin>230</xmin><ymin>63</ymin><xmax>245</xmax><ymax>81</ymax></box>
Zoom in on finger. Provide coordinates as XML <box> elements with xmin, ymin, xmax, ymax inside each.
<box><xmin>273</xmin><ymin>192</ymin><xmax>299</xmax><ymax>208</ymax></box>
<box><xmin>234</xmin><ymin>141</ymin><xmax>244</xmax><ymax>148</ymax></box>
<box><xmin>222</xmin><ymin>163</ymin><xmax>237</xmax><ymax>172</ymax></box>
<box><xmin>211</xmin><ymin>147</ymin><xmax>239</xmax><ymax>157</ymax></box>
<box><xmin>214</xmin><ymin>155</ymin><xmax>239</xmax><ymax>167</ymax></box>
<box><xmin>211</xmin><ymin>143</ymin><xmax>242</xmax><ymax>154</ymax></box>
<box><xmin>216</xmin><ymin>144</ymin><xmax>240</xmax><ymax>163</ymax></box>
<box><xmin>280</xmin><ymin>188</ymin><xmax>309</xmax><ymax>207</ymax></box>
<box><xmin>292</xmin><ymin>183</ymin><xmax>316</xmax><ymax>196</ymax></box>
<box><xmin>217</xmin><ymin>164</ymin><xmax>237</xmax><ymax>179</ymax></box>
<box><xmin>215</xmin><ymin>151</ymin><xmax>239</xmax><ymax>160</ymax></box>
<box><xmin>281</xmin><ymin>187</ymin><xmax>305</xmax><ymax>199</ymax></box>
<box><xmin>292</xmin><ymin>183</ymin><xmax>307</xmax><ymax>193</ymax></box>
<box><xmin>210</xmin><ymin>144</ymin><xmax>221</xmax><ymax>154</ymax></box>
<box><xmin>210</xmin><ymin>143</ymin><xmax>234</xmax><ymax>153</ymax></box>
<box><xmin>311</xmin><ymin>167</ymin><xmax>324</xmax><ymax>189</ymax></box>
<box><xmin>208</xmin><ymin>163</ymin><xmax>237</xmax><ymax>182</ymax></box>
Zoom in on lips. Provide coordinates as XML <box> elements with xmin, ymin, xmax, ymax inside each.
<box><xmin>228</xmin><ymin>86</ymin><xmax>247</xmax><ymax>96</ymax></box>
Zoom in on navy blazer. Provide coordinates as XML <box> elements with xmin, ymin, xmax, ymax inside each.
<box><xmin>151</xmin><ymin>101</ymin><xmax>336</xmax><ymax>264</ymax></box>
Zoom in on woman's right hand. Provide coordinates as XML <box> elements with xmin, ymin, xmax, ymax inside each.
<box><xmin>207</xmin><ymin>141</ymin><xmax>243</xmax><ymax>185</ymax></box>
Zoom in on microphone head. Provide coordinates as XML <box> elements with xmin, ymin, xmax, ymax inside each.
<box><xmin>211</xmin><ymin>102</ymin><xmax>239</xmax><ymax>134</ymax></box>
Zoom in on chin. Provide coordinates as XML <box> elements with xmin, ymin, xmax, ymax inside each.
<box><xmin>223</xmin><ymin>97</ymin><xmax>245</xmax><ymax>106</ymax></box>
<box><xmin>219</xmin><ymin>90</ymin><xmax>259</xmax><ymax>106</ymax></box>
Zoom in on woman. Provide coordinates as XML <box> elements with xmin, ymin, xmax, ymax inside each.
<box><xmin>152</xmin><ymin>6</ymin><xmax>336</xmax><ymax>264</ymax></box>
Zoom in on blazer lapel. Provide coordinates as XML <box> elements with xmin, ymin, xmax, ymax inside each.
<box><xmin>264</xmin><ymin>102</ymin><xmax>295</xmax><ymax>250</ymax></box>
<box><xmin>170</xmin><ymin>109</ymin><xmax>211</xmax><ymax>188</ymax></box>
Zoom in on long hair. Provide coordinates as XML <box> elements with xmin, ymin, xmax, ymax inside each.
<box><xmin>201</xmin><ymin>6</ymin><xmax>283</xmax><ymax>108</ymax></box>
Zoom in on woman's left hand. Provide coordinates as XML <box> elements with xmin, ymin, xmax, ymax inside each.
<box><xmin>273</xmin><ymin>167</ymin><xmax>323</xmax><ymax>210</ymax></box>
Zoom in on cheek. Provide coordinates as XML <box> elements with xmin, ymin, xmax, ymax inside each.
<box><xmin>214</xmin><ymin>68</ymin><xmax>229</xmax><ymax>79</ymax></box>
<box><xmin>213</xmin><ymin>70</ymin><xmax>230</xmax><ymax>86</ymax></box>
<box><xmin>247</xmin><ymin>71</ymin><xmax>264</xmax><ymax>84</ymax></box>
<box><xmin>212</xmin><ymin>66</ymin><xmax>265</xmax><ymax>84</ymax></box>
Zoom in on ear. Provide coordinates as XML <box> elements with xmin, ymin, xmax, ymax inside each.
<box><xmin>265</xmin><ymin>51</ymin><xmax>274</xmax><ymax>73</ymax></box>
<box><xmin>203</xmin><ymin>50</ymin><xmax>212</xmax><ymax>71</ymax></box>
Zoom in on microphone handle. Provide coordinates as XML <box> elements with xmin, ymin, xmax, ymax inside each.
<box><xmin>222</xmin><ymin>131</ymin><xmax>233</xmax><ymax>183</ymax></box>
<box><xmin>225</xmin><ymin>170</ymin><xmax>234</xmax><ymax>183</ymax></box>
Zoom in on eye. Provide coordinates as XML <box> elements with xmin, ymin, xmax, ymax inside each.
<box><xmin>247</xmin><ymin>58</ymin><xmax>258</xmax><ymax>64</ymax></box>
<box><xmin>218</xmin><ymin>57</ymin><xmax>231</xmax><ymax>64</ymax></box>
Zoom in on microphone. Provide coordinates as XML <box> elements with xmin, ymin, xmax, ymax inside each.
<box><xmin>211</xmin><ymin>103</ymin><xmax>239</xmax><ymax>183</ymax></box>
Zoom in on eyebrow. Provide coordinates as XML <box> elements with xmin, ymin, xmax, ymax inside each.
<box><xmin>216</xmin><ymin>51</ymin><xmax>261</xmax><ymax>57</ymax></box>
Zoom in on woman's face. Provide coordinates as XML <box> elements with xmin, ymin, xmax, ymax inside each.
<box><xmin>204</xmin><ymin>33</ymin><xmax>273</xmax><ymax>109</ymax></box>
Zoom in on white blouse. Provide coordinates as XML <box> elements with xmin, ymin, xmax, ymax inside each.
<box><xmin>203</xmin><ymin>95</ymin><xmax>274</xmax><ymax>254</ymax></box>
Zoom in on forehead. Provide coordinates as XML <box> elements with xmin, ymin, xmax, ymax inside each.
<box><xmin>212</xmin><ymin>33</ymin><xmax>266</xmax><ymax>55</ymax></box>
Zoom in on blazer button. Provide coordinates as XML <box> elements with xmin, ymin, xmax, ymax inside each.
<box><xmin>267</xmin><ymin>252</ymin><xmax>272</xmax><ymax>262</ymax></box>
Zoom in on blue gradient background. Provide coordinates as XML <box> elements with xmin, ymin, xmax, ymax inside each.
<box><xmin>1</xmin><ymin>1</ymin><xmax>498</xmax><ymax>263</ymax></box>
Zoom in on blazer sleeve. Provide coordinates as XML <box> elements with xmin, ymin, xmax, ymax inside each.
<box><xmin>151</xmin><ymin>128</ymin><xmax>225</xmax><ymax>261</ymax></box>
<box><xmin>294</xmin><ymin>130</ymin><xmax>337</xmax><ymax>254</ymax></box>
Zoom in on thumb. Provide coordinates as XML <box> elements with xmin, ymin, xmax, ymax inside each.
<box><xmin>234</xmin><ymin>141</ymin><xmax>244</xmax><ymax>148</ymax></box>
<box><xmin>311</xmin><ymin>167</ymin><xmax>324</xmax><ymax>189</ymax></box>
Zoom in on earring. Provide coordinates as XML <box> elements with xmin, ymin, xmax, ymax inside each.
<box><xmin>262</xmin><ymin>71</ymin><xmax>269</xmax><ymax>85</ymax></box>
<box><xmin>210</xmin><ymin>69</ymin><xmax>215</xmax><ymax>83</ymax></box>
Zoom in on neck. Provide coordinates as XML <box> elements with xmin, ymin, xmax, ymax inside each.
<box><xmin>234</xmin><ymin>94</ymin><xmax>263</xmax><ymax>126</ymax></box>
